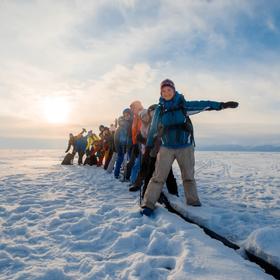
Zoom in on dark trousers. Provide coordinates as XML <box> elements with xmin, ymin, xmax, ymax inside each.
<box><xmin>104</xmin><ymin>149</ymin><xmax>113</xmax><ymax>170</ymax></box>
<box><xmin>133</xmin><ymin>152</ymin><xmax>150</xmax><ymax>188</ymax></box>
<box><xmin>125</xmin><ymin>145</ymin><xmax>138</xmax><ymax>180</ymax></box>
<box><xmin>77</xmin><ymin>151</ymin><xmax>85</xmax><ymax>165</ymax></box>
<box><xmin>142</xmin><ymin>156</ymin><xmax>178</xmax><ymax>198</ymax></box>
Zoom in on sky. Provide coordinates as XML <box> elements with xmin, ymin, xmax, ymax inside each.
<box><xmin>0</xmin><ymin>0</ymin><xmax>280</xmax><ymax>148</ymax></box>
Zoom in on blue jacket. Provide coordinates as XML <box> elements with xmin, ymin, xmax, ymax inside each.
<box><xmin>146</xmin><ymin>91</ymin><xmax>222</xmax><ymax>149</ymax></box>
<box><xmin>75</xmin><ymin>136</ymin><xmax>87</xmax><ymax>152</ymax></box>
<box><xmin>114</xmin><ymin>119</ymin><xmax>131</xmax><ymax>151</ymax></box>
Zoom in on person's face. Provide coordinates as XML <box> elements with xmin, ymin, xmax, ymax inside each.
<box><xmin>123</xmin><ymin>112</ymin><xmax>130</xmax><ymax>120</ymax></box>
<box><xmin>142</xmin><ymin>114</ymin><xmax>150</xmax><ymax>123</ymax></box>
<box><xmin>130</xmin><ymin>102</ymin><xmax>142</xmax><ymax>114</ymax></box>
<box><xmin>161</xmin><ymin>86</ymin><xmax>175</xmax><ymax>101</ymax></box>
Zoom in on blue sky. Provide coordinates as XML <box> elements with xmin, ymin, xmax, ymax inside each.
<box><xmin>0</xmin><ymin>0</ymin><xmax>279</xmax><ymax>148</ymax></box>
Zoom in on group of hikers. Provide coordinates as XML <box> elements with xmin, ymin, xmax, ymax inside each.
<box><xmin>62</xmin><ymin>79</ymin><xmax>238</xmax><ymax>216</ymax></box>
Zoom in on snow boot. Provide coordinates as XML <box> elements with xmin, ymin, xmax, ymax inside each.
<box><xmin>140</xmin><ymin>207</ymin><xmax>153</xmax><ymax>217</ymax></box>
<box><xmin>188</xmin><ymin>201</ymin><xmax>202</xmax><ymax>207</ymax></box>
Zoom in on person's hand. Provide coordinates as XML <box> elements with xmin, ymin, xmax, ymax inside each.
<box><xmin>82</xmin><ymin>128</ymin><xmax>87</xmax><ymax>133</ymax></box>
<box><xmin>136</xmin><ymin>133</ymin><xmax>146</xmax><ymax>144</ymax></box>
<box><xmin>221</xmin><ymin>101</ymin><xmax>239</xmax><ymax>109</ymax></box>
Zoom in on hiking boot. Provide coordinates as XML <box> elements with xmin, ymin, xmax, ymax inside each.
<box><xmin>119</xmin><ymin>177</ymin><xmax>129</xmax><ymax>182</ymax></box>
<box><xmin>129</xmin><ymin>185</ymin><xmax>141</xmax><ymax>192</ymax></box>
<box><xmin>188</xmin><ymin>201</ymin><xmax>202</xmax><ymax>207</ymax></box>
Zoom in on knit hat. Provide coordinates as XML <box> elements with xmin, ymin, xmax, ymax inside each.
<box><xmin>122</xmin><ymin>108</ymin><xmax>131</xmax><ymax>115</ymax></box>
<box><xmin>160</xmin><ymin>79</ymin><xmax>175</xmax><ymax>91</ymax></box>
<box><xmin>139</xmin><ymin>109</ymin><xmax>148</xmax><ymax>120</ymax></box>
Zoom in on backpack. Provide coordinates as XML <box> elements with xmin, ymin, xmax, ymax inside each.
<box><xmin>159</xmin><ymin>95</ymin><xmax>195</xmax><ymax>146</ymax></box>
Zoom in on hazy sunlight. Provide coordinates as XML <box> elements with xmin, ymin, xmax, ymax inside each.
<box><xmin>42</xmin><ymin>96</ymin><xmax>70</xmax><ymax>124</ymax></box>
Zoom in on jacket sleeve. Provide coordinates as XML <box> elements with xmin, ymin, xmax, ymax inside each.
<box><xmin>86</xmin><ymin>138</ymin><xmax>92</xmax><ymax>151</ymax></box>
<box><xmin>132</xmin><ymin>117</ymin><xmax>141</xmax><ymax>145</ymax></box>
<box><xmin>65</xmin><ymin>141</ymin><xmax>71</xmax><ymax>153</ymax></box>
<box><xmin>146</xmin><ymin>106</ymin><xmax>161</xmax><ymax>147</ymax></box>
<box><xmin>184</xmin><ymin>100</ymin><xmax>222</xmax><ymax>114</ymax></box>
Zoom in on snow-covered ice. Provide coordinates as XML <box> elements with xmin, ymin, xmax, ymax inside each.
<box><xmin>168</xmin><ymin>151</ymin><xmax>280</xmax><ymax>270</ymax></box>
<box><xmin>244</xmin><ymin>227</ymin><xmax>280</xmax><ymax>270</ymax></box>
<box><xmin>0</xmin><ymin>150</ymin><xmax>275</xmax><ymax>279</ymax></box>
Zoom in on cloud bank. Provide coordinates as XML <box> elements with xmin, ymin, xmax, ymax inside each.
<box><xmin>0</xmin><ymin>0</ymin><xmax>279</xmax><ymax>147</ymax></box>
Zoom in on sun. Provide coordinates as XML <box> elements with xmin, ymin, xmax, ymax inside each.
<box><xmin>42</xmin><ymin>96</ymin><xmax>70</xmax><ymax>124</ymax></box>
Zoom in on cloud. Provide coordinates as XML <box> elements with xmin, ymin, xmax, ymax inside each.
<box><xmin>71</xmin><ymin>63</ymin><xmax>157</xmax><ymax>125</ymax></box>
<box><xmin>0</xmin><ymin>0</ymin><xmax>280</xmax><ymax>146</ymax></box>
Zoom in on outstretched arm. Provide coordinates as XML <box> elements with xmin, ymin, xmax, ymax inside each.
<box><xmin>65</xmin><ymin>141</ymin><xmax>71</xmax><ymax>153</ymax></box>
<box><xmin>185</xmin><ymin>100</ymin><xmax>238</xmax><ymax>114</ymax></box>
<box><xmin>185</xmin><ymin>100</ymin><xmax>222</xmax><ymax>112</ymax></box>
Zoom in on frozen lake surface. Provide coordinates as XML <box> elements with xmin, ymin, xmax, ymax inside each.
<box><xmin>170</xmin><ymin>151</ymin><xmax>280</xmax><ymax>269</ymax></box>
<box><xmin>0</xmin><ymin>149</ymin><xmax>278</xmax><ymax>279</ymax></box>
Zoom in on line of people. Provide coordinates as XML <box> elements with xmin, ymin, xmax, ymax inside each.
<box><xmin>62</xmin><ymin>79</ymin><xmax>238</xmax><ymax>216</ymax></box>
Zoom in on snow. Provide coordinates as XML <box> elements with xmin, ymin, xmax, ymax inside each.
<box><xmin>244</xmin><ymin>227</ymin><xmax>280</xmax><ymax>269</ymax></box>
<box><xmin>0</xmin><ymin>149</ymin><xmax>274</xmax><ymax>279</ymax></box>
<box><xmin>167</xmin><ymin>151</ymin><xmax>280</xmax><ymax>269</ymax></box>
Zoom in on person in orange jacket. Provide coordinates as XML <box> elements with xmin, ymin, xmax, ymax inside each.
<box><xmin>125</xmin><ymin>101</ymin><xmax>144</xmax><ymax>182</ymax></box>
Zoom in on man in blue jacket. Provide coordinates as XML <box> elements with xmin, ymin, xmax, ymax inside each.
<box><xmin>141</xmin><ymin>79</ymin><xmax>238</xmax><ymax>216</ymax></box>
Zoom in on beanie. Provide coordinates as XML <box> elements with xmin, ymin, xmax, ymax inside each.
<box><xmin>160</xmin><ymin>79</ymin><xmax>175</xmax><ymax>92</ymax></box>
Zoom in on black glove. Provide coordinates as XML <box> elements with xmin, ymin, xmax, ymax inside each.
<box><xmin>221</xmin><ymin>101</ymin><xmax>239</xmax><ymax>109</ymax></box>
<box><xmin>136</xmin><ymin>133</ymin><xmax>146</xmax><ymax>144</ymax></box>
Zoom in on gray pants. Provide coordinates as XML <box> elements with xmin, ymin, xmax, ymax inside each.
<box><xmin>143</xmin><ymin>145</ymin><xmax>201</xmax><ymax>210</ymax></box>
<box><xmin>107</xmin><ymin>152</ymin><xmax>117</xmax><ymax>174</ymax></box>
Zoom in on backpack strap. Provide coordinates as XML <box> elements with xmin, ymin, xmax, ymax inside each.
<box><xmin>159</xmin><ymin>95</ymin><xmax>196</xmax><ymax>146</ymax></box>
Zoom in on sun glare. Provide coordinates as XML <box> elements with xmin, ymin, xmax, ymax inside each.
<box><xmin>42</xmin><ymin>96</ymin><xmax>70</xmax><ymax>124</ymax></box>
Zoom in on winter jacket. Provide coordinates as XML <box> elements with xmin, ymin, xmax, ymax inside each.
<box><xmin>75</xmin><ymin>136</ymin><xmax>88</xmax><ymax>152</ymax></box>
<box><xmin>146</xmin><ymin>91</ymin><xmax>222</xmax><ymax>149</ymax></box>
<box><xmin>86</xmin><ymin>134</ymin><xmax>99</xmax><ymax>151</ymax></box>
<box><xmin>65</xmin><ymin>130</ymin><xmax>85</xmax><ymax>153</ymax></box>
<box><xmin>131</xmin><ymin>114</ymin><xmax>142</xmax><ymax>145</ymax></box>
<box><xmin>138</xmin><ymin>110</ymin><xmax>151</xmax><ymax>154</ymax></box>
<box><xmin>114</xmin><ymin>119</ymin><xmax>130</xmax><ymax>152</ymax></box>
